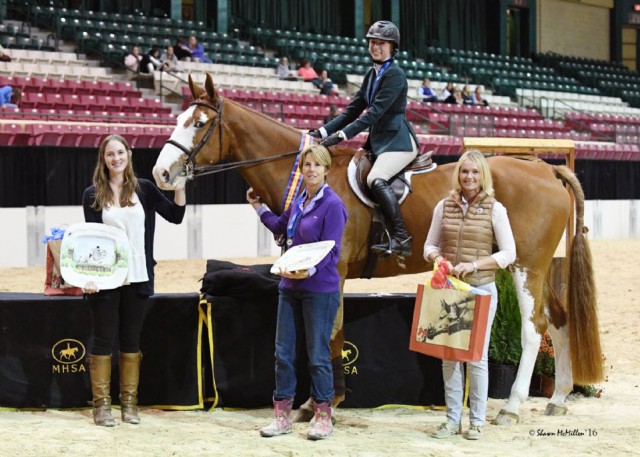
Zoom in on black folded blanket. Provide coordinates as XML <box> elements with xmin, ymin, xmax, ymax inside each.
<box><xmin>200</xmin><ymin>260</ymin><xmax>280</xmax><ymax>300</ymax></box>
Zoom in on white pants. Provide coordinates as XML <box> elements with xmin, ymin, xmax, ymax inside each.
<box><xmin>366</xmin><ymin>138</ymin><xmax>419</xmax><ymax>187</ymax></box>
<box><xmin>442</xmin><ymin>281</ymin><xmax>498</xmax><ymax>426</ymax></box>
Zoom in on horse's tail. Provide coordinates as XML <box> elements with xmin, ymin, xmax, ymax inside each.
<box><xmin>553</xmin><ymin>165</ymin><xmax>604</xmax><ymax>384</ymax></box>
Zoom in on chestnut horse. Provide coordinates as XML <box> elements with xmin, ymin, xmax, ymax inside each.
<box><xmin>153</xmin><ymin>74</ymin><xmax>603</xmax><ymax>424</ymax></box>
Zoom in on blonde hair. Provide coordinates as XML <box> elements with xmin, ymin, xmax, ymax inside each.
<box><xmin>91</xmin><ymin>134</ymin><xmax>139</xmax><ymax>210</ymax></box>
<box><xmin>298</xmin><ymin>144</ymin><xmax>332</xmax><ymax>174</ymax></box>
<box><xmin>451</xmin><ymin>149</ymin><xmax>494</xmax><ymax>197</ymax></box>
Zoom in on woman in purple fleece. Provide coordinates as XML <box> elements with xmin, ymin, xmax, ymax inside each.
<box><xmin>246</xmin><ymin>144</ymin><xmax>347</xmax><ymax>441</ymax></box>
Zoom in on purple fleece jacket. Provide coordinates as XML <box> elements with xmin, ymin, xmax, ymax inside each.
<box><xmin>259</xmin><ymin>185</ymin><xmax>347</xmax><ymax>293</ymax></box>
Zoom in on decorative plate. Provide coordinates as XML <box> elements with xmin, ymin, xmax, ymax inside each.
<box><xmin>60</xmin><ymin>223</ymin><xmax>131</xmax><ymax>290</ymax></box>
<box><xmin>270</xmin><ymin>240</ymin><xmax>336</xmax><ymax>274</ymax></box>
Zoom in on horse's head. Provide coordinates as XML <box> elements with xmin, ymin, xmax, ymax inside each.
<box><xmin>153</xmin><ymin>73</ymin><xmax>230</xmax><ymax>189</ymax></box>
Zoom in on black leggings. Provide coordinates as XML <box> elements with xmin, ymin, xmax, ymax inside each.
<box><xmin>87</xmin><ymin>284</ymin><xmax>148</xmax><ymax>355</ymax></box>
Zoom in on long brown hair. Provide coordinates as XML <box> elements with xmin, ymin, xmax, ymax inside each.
<box><xmin>91</xmin><ymin>134</ymin><xmax>138</xmax><ymax>210</ymax></box>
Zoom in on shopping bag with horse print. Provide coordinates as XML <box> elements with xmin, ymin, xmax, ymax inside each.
<box><xmin>409</xmin><ymin>272</ymin><xmax>490</xmax><ymax>362</ymax></box>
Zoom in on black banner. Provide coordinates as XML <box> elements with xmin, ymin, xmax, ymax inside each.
<box><xmin>0</xmin><ymin>292</ymin><xmax>443</xmax><ymax>409</ymax></box>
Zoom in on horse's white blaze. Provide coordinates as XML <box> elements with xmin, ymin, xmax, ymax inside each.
<box><xmin>502</xmin><ymin>267</ymin><xmax>542</xmax><ymax>414</ymax></box>
<box><xmin>153</xmin><ymin>105</ymin><xmax>205</xmax><ymax>189</ymax></box>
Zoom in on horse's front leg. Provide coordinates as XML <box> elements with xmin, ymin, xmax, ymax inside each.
<box><xmin>545</xmin><ymin>323</ymin><xmax>572</xmax><ymax>415</ymax></box>
<box><xmin>493</xmin><ymin>269</ymin><xmax>542</xmax><ymax>425</ymax></box>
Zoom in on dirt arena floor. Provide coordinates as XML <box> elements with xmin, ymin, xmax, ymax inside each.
<box><xmin>0</xmin><ymin>239</ymin><xmax>638</xmax><ymax>456</ymax></box>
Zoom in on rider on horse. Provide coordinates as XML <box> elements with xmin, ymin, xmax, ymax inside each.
<box><xmin>310</xmin><ymin>20</ymin><xmax>419</xmax><ymax>257</ymax></box>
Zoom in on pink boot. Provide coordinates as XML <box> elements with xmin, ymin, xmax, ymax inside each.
<box><xmin>260</xmin><ymin>398</ymin><xmax>294</xmax><ymax>437</ymax></box>
<box><xmin>307</xmin><ymin>401</ymin><xmax>333</xmax><ymax>440</ymax></box>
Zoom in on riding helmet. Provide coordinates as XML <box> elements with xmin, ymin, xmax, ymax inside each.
<box><xmin>366</xmin><ymin>20</ymin><xmax>400</xmax><ymax>47</ymax></box>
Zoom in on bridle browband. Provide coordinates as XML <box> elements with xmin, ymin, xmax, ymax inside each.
<box><xmin>164</xmin><ymin>97</ymin><xmax>302</xmax><ymax>180</ymax></box>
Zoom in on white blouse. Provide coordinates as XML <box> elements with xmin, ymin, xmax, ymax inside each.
<box><xmin>102</xmin><ymin>193</ymin><xmax>148</xmax><ymax>284</ymax></box>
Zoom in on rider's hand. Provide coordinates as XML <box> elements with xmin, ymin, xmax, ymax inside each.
<box><xmin>308</xmin><ymin>129</ymin><xmax>322</xmax><ymax>139</ymax></box>
<box><xmin>320</xmin><ymin>131</ymin><xmax>345</xmax><ymax>147</ymax></box>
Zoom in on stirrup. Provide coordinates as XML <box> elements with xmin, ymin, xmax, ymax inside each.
<box><xmin>372</xmin><ymin>236</ymin><xmax>412</xmax><ymax>257</ymax></box>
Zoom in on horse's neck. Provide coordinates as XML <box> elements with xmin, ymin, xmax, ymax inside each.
<box><xmin>230</xmin><ymin>102</ymin><xmax>306</xmax><ymax>213</ymax></box>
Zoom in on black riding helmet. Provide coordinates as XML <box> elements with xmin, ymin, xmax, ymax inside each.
<box><xmin>366</xmin><ymin>20</ymin><xmax>400</xmax><ymax>53</ymax></box>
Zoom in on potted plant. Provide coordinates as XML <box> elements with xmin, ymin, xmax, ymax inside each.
<box><xmin>530</xmin><ymin>331</ymin><xmax>555</xmax><ymax>397</ymax></box>
<box><xmin>488</xmin><ymin>269</ymin><xmax>522</xmax><ymax>399</ymax></box>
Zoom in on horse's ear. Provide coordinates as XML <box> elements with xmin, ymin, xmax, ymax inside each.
<box><xmin>188</xmin><ymin>74</ymin><xmax>204</xmax><ymax>100</ymax></box>
<box><xmin>204</xmin><ymin>73</ymin><xmax>217</xmax><ymax>101</ymax></box>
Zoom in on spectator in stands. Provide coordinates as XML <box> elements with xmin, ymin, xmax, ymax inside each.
<box><xmin>124</xmin><ymin>46</ymin><xmax>142</xmax><ymax>77</ymax></box>
<box><xmin>174</xmin><ymin>36</ymin><xmax>192</xmax><ymax>61</ymax></box>
<box><xmin>0</xmin><ymin>44</ymin><xmax>11</xmax><ymax>62</ymax></box>
<box><xmin>160</xmin><ymin>45</ymin><xmax>184</xmax><ymax>73</ymax></box>
<box><xmin>424</xmin><ymin>149</ymin><xmax>515</xmax><ymax>441</ymax></box>
<box><xmin>187</xmin><ymin>35</ymin><xmax>212</xmax><ymax>64</ymax></box>
<box><xmin>309</xmin><ymin>20</ymin><xmax>418</xmax><ymax>257</ymax></box>
<box><xmin>319</xmin><ymin>70</ymin><xmax>339</xmax><ymax>95</ymax></box>
<box><xmin>82</xmin><ymin>134</ymin><xmax>186</xmax><ymax>427</ymax></box>
<box><xmin>0</xmin><ymin>86</ymin><xmax>22</xmax><ymax>108</ymax></box>
<box><xmin>298</xmin><ymin>58</ymin><xmax>323</xmax><ymax>89</ymax></box>
<box><xmin>472</xmin><ymin>86</ymin><xmax>489</xmax><ymax>106</ymax></box>
<box><xmin>417</xmin><ymin>77</ymin><xmax>438</xmax><ymax>103</ymax></box>
<box><xmin>324</xmin><ymin>105</ymin><xmax>340</xmax><ymax>123</ymax></box>
<box><xmin>462</xmin><ymin>85</ymin><xmax>474</xmax><ymax>105</ymax></box>
<box><xmin>445</xmin><ymin>86</ymin><xmax>464</xmax><ymax>105</ymax></box>
<box><xmin>438</xmin><ymin>81</ymin><xmax>454</xmax><ymax>102</ymax></box>
<box><xmin>246</xmin><ymin>144</ymin><xmax>347</xmax><ymax>440</ymax></box>
<box><xmin>140</xmin><ymin>47</ymin><xmax>165</xmax><ymax>75</ymax></box>
<box><xmin>276</xmin><ymin>56</ymin><xmax>298</xmax><ymax>80</ymax></box>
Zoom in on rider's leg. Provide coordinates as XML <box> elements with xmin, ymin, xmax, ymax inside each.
<box><xmin>367</xmin><ymin>145</ymin><xmax>418</xmax><ymax>256</ymax></box>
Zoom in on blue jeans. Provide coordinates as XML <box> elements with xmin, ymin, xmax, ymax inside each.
<box><xmin>274</xmin><ymin>288</ymin><xmax>340</xmax><ymax>403</ymax></box>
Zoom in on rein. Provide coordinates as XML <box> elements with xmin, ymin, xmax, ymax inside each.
<box><xmin>164</xmin><ymin>97</ymin><xmax>302</xmax><ymax>179</ymax></box>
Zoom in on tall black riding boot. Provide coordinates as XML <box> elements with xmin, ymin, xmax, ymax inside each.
<box><xmin>370</xmin><ymin>178</ymin><xmax>412</xmax><ymax>256</ymax></box>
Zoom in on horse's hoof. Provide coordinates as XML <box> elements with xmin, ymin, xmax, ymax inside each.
<box><xmin>545</xmin><ymin>403</ymin><xmax>568</xmax><ymax>416</ymax></box>
<box><xmin>492</xmin><ymin>409</ymin><xmax>520</xmax><ymax>426</ymax></box>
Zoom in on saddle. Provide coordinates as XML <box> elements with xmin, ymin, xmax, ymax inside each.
<box><xmin>347</xmin><ymin>149</ymin><xmax>436</xmax><ymax>207</ymax></box>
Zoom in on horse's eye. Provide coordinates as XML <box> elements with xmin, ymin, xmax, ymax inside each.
<box><xmin>194</xmin><ymin>121</ymin><xmax>206</xmax><ymax>128</ymax></box>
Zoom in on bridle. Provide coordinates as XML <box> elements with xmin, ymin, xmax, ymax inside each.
<box><xmin>164</xmin><ymin>96</ymin><xmax>301</xmax><ymax>180</ymax></box>
<box><xmin>165</xmin><ymin>98</ymin><xmax>226</xmax><ymax>180</ymax></box>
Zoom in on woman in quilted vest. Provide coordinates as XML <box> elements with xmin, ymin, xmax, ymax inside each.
<box><xmin>423</xmin><ymin>149</ymin><xmax>516</xmax><ymax>440</ymax></box>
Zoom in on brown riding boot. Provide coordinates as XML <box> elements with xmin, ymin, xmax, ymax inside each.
<box><xmin>88</xmin><ymin>354</ymin><xmax>115</xmax><ymax>427</ymax></box>
<box><xmin>119</xmin><ymin>351</ymin><xmax>142</xmax><ymax>424</ymax></box>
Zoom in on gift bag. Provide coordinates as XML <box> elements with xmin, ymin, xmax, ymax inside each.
<box><xmin>409</xmin><ymin>275</ymin><xmax>490</xmax><ymax>362</ymax></box>
<box><xmin>44</xmin><ymin>229</ymin><xmax>84</xmax><ymax>296</ymax></box>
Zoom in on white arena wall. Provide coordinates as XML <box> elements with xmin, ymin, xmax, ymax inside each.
<box><xmin>0</xmin><ymin>200</ymin><xmax>638</xmax><ymax>268</ymax></box>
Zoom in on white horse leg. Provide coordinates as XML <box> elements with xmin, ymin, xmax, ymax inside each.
<box><xmin>493</xmin><ymin>268</ymin><xmax>542</xmax><ymax>425</ymax></box>
<box><xmin>545</xmin><ymin>324</ymin><xmax>571</xmax><ymax>415</ymax></box>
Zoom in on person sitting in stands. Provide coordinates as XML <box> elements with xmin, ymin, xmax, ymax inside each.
<box><xmin>445</xmin><ymin>86</ymin><xmax>464</xmax><ymax>105</ymax></box>
<box><xmin>124</xmin><ymin>46</ymin><xmax>143</xmax><ymax>78</ymax></box>
<box><xmin>417</xmin><ymin>78</ymin><xmax>438</xmax><ymax>103</ymax></box>
<box><xmin>319</xmin><ymin>70</ymin><xmax>339</xmax><ymax>95</ymax></box>
<box><xmin>438</xmin><ymin>81</ymin><xmax>454</xmax><ymax>102</ymax></box>
<box><xmin>139</xmin><ymin>47</ymin><xmax>165</xmax><ymax>74</ymax></box>
<box><xmin>472</xmin><ymin>86</ymin><xmax>489</xmax><ymax>106</ymax></box>
<box><xmin>276</xmin><ymin>56</ymin><xmax>298</xmax><ymax>80</ymax></box>
<box><xmin>187</xmin><ymin>35</ymin><xmax>212</xmax><ymax>64</ymax></box>
<box><xmin>174</xmin><ymin>37</ymin><xmax>192</xmax><ymax>61</ymax></box>
<box><xmin>0</xmin><ymin>86</ymin><xmax>22</xmax><ymax>108</ymax></box>
<box><xmin>160</xmin><ymin>45</ymin><xmax>184</xmax><ymax>73</ymax></box>
<box><xmin>462</xmin><ymin>85</ymin><xmax>474</xmax><ymax>105</ymax></box>
<box><xmin>298</xmin><ymin>59</ymin><xmax>323</xmax><ymax>89</ymax></box>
